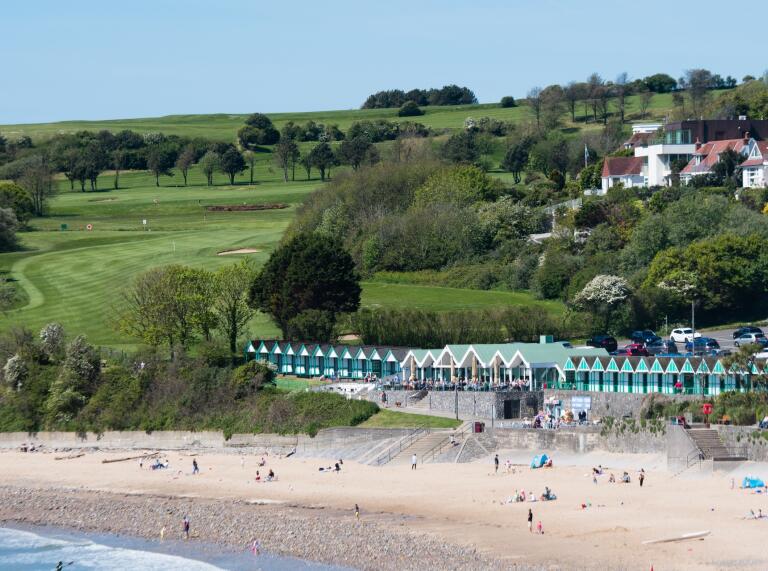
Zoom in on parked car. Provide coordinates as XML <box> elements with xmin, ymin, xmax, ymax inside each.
<box><xmin>685</xmin><ymin>337</ymin><xmax>721</xmax><ymax>352</ymax></box>
<box><xmin>646</xmin><ymin>338</ymin><xmax>677</xmax><ymax>355</ymax></box>
<box><xmin>733</xmin><ymin>326</ymin><xmax>764</xmax><ymax>339</ymax></box>
<box><xmin>587</xmin><ymin>335</ymin><xmax>618</xmax><ymax>353</ymax></box>
<box><xmin>624</xmin><ymin>343</ymin><xmax>650</xmax><ymax>357</ymax></box>
<box><xmin>670</xmin><ymin>328</ymin><xmax>702</xmax><ymax>343</ymax></box>
<box><xmin>734</xmin><ymin>332</ymin><xmax>768</xmax><ymax>347</ymax></box>
<box><xmin>629</xmin><ymin>330</ymin><xmax>661</xmax><ymax>345</ymax></box>
<box><xmin>555</xmin><ymin>341</ymin><xmax>573</xmax><ymax>349</ymax></box>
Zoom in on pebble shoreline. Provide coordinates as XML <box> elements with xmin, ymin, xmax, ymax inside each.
<box><xmin>0</xmin><ymin>485</ymin><xmax>507</xmax><ymax>571</ymax></box>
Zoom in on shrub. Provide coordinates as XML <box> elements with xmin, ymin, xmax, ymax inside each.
<box><xmin>500</xmin><ymin>96</ymin><xmax>517</xmax><ymax>108</ymax></box>
<box><xmin>398</xmin><ymin>101</ymin><xmax>424</xmax><ymax>117</ymax></box>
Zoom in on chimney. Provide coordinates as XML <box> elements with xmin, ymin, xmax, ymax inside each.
<box><xmin>694</xmin><ymin>137</ymin><xmax>701</xmax><ymax>151</ymax></box>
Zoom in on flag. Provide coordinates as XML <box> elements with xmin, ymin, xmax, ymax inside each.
<box><xmin>584</xmin><ymin>143</ymin><xmax>589</xmax><ymax>166</ymax></box>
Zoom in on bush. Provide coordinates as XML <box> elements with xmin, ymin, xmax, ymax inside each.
<box><xmin>398</xmin><ymin>101</ymin><xmax>424</xmax><ymax>117</ymax></box>
<box><xmin>500</xmin><ymin>96</ymin><xmax>517</xmax><ymax>108</ymax></box>
<box><xmin>231</xmin><ymin>360</ymin><xmax>276</xmax><ymax>398</ymax></box>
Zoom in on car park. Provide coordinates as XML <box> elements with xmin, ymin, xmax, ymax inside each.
<box><xmin>587</xmin><ymin>335</ymin><xmax>618</xmax><ymax>353</ymax></box>
<box><xmin>629</xmin><ymin>330</ymin><xmax>661</xmax><ymax>345</ymax></box>
<box><xmin>646</xmin><ymin>338</ymin><xmax>677</xmax><ymax>355</ymax></box>
<box><xmin>733</xmin><ymin>326</ymin><xmax>764</xmax><ymax>339</ymax></box>
<box><xmin>670</xmin><ymin>328</ymin><xmax>702</xmax><ymax>343</ymax></box>
<box><xmin>734</xmin><ymin>332</ymin><xmax>768</xmax><ymax>347</ymax></box>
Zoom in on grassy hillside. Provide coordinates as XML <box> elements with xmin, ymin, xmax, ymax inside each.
<box><xmin>1</xmin><ymin>93</ymin><xmax>679</xmax><ymax>142</ymax></box>
<box><xmin>0</xmin><ymin>164</ymin><xmax>564</xmax><ymax>349</ymax></box>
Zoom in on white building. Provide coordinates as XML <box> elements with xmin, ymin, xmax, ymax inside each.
<box><xmin>741</xmin><ymin>141</ymin><xmax>768</xmax><ymax>188</ymax></box>
<box><xmin>600</xmin><ymin>156</ymin><xmax>645</xmax><ymax>193</ymax></box>
<box><xmin>679</xmin><ymin>137</ymin><xmax>753</xmax><ymax>185</ymax></box>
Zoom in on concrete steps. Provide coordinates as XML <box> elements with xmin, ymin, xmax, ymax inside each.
<box><xmin>687</xmin><ymin>428</ymin><xmax>746</xmax><ymax>461</ymax></box>
<box><xmin>388</xmin><ymin>431</ymin><xmax>451</xmax><ymax>466</ymax></box>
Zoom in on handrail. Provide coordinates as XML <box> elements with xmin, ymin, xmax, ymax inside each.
<box><xmin>370</xmin><ymin>424</ymin><xmax>430</xmax><ymax>466</ymax></box>
<box><xmin>421</xmin><ymin>422</ymin><xmax>472</xmax><ymax>464</ymax></box>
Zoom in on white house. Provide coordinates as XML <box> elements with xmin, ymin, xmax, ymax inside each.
<box><xmin>741</xmin><ymin>141</ymin><xmax>768</xmax><ymax>188</ymax></box>
<box><xmin>600</xmin><ymin>156</ymin><xmax>645</xmax><ymax>193</ymax></box>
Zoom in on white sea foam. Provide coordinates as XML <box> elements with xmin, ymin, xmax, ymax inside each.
<box><xmin>0</xmin><ymin>527</ymin><xmax>223</xmax><ymax>570</ymax></box>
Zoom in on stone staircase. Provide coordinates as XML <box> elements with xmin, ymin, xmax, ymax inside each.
<box><xmin>387</xmin><ymin>431</ymin><xmax>452</xmax><ymax>466</ymax></box>
<box><xmin>687</xmin><ymin>428</ymin><xmax>746</xmax><ymax>461</ymax></box>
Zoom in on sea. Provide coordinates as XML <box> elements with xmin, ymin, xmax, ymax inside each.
<box><xmin>0</xmin><ymin>526</ymin><xmax>351</xmax><ymax>571</ymax></box>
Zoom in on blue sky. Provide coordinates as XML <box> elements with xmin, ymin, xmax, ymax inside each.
<box><xmin>4</xmin><ymin>0</ymin><xmax>765</xmax><ymax>124</ymax></box>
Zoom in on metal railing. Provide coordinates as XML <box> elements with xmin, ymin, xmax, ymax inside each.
<box><xmin>371</xmin><ymin>424</ymin><xmax>430</xmax><ymax>466</ymax></box>
<box><xmin>421</xmin><ymin>422</ymin><xmax>471</xmax><ymax>464</ymax></box>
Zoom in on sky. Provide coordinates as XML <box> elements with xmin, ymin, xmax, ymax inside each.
<box><xmin>4</xmin><ymin>0</ymin><xmax>766</xmax><ymax>124</ymax></box>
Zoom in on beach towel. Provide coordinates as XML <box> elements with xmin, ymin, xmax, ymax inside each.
<box><xmin>530</xmin><ymin>454</ymin><xmax>549</xmax><ymax>469</ymax></box>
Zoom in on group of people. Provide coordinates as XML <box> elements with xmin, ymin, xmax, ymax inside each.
<box><xmin>394</xmin><ymin>377</ymin><xmax>531</xmax><ymax>393</ymax></box>
<box><xmin>506</xmin><ymin>487</ymin><xmax>557</xmax><ymax>504</ymax></box>
<box><xmin>254</xmin><ymin>469</ymin><xmax>276</xmax><ymax>482</ymax></box>
<box><xmin>593</xmin><ymin>466</ymin><xmax>645</xmax><ymax>486</ymax></box>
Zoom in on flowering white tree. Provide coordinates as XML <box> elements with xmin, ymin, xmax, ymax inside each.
<box><xmin>2</xmin><ymin>354</ymin><xmax>27</xmax><ymax>391</ymax></box>
<box><xmin>572</xmin><ymin>274</ymin><xmax>631</xmax><ymax>332</ymax></box>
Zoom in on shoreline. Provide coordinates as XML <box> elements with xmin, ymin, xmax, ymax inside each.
<box><xmin>0</xmin><ymin>486</ymin><xmax>500</xmax><ymax>571</ymax></box>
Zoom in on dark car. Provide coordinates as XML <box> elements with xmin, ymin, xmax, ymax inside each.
<box><xmin>685</xmin><ymin>337</ymin><xmax>721</xmax><ymax>352</ymax></box>
<box><xmin>587</xmin><ymin>335</ymin><xmax>618</xmax><ymax>353</ymax></box>
<box><xmin>733</xmin><ymin>326</ymin><xmax>765</xmax><ymax>340</ymax></box>
<box><xmin>629</xmin><ymin>330</ymin><xmax>660</xmax><ymax>345</ymax></box>
<box><xmin>646</xmin><ymin>338</ymin><xmax>677</xmax><ymax>355</ymax></box>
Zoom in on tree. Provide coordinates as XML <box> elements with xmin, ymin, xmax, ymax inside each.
<box><xmin>500</xmin><ymin>96</ymin><xmax>517</xmax><ymax>108</ymax></box>
<box><xmin>212</xmin><ymin>260</ymin><xmax>257</xmax><ymax>354</ymax></box>
<box><xmin>146</xmin><ymin>145</ymin><xmax>176</xmax><ymax>186</ymax></box>
<box><xmin>615</xmin><ymin>72</ymin><xmax>629</xmax><ymax>123</ymax></box>
<box><xmin>2</xmin><ymin>354</ymin><xmax>27</xmax><ymax>391</ymax></box>
<box><xmin>238</xmin><ymin>113</ymin><xmax>280</xmax><ymax>149</ymax></box>
<box><xmin>309</xmin><ymin>142</ymin><xmax>336</xmax><ymax>181</ymax></box>
<box><xmin>540</xmin><ymin>84</ymin><xmax>565</xmax><ymax>129</ymax></box>
<box><xmin>39</xmin><ymin>322</ymin><xmax>66</xmax><ymax>362</ymax></box>
<box><xmin>199</xmin><ymin>151</ymin><xmax>219</xmax><ymax>186</ymax></box>
<box><xmin>273</xmin><ymin>139</ymin><xmax>300</xmax><ymax>182</ymax></box>
<box><xmin>287</xmin><ymin>309</ymin><xmax>336</xmax><ymax>342</ymax></box>
<box><xmin>118</xmin><ymin>265</ymin><xmax>214</xmax><ymax>350</ymax></box>
<box><xmin>501</xmin><ymin>137</ymin><xmax>533</xmax><ymax>183</ymax></box>
<box><xmin>45</xmin><ymin>335</ymin><xmax>100</xmax><ymax>425</ymax></box>
<box><xmin>681</xmin><ymin>68</ymin><xmax>714</xmax><ymax>117</ymax></box>
<box><xmin>587</xmin><ymin>73</ymin><xmax>604</xmax><ymax>122</ymax></box>
<box><xmin>111</xmin><ymin>149</ymin><xmax>126</xmax><ymax>190</ymax></box>
<box><xmin>300</xmin><ymin>152</ymin><xmax>312</xmax><ymax>180</ymax></box>
<box><xmin>440</xmin><ymin>130</ymin><xmax>479</xmax><ymax>164</ymax></box>
<box><xmin>564</xmin><ymin>82</ymin><xmax>585</xmax><ymax>122</ymax></box>
<box><xmin>572</xmin><ymin>274</ymin><xmax>631</xmax><ymax>332</ymax></box>
<box><xmin>527</xmin><ymin>86</ymin><xmax>543</xmax><ymax>129</ymax></box>
<box><xmin>414</xmin><ymin>165</ymin><xmax>503</xmax><ymax>207</ymax></box>
<box><xmin>175</xmin><ymin>145</ymin><xmax>195</xmax><ymax>186</ymax></box>
<box><xmin>711</xmin><ymin>147</ymin><xmax>744</xmax><ymax>185</ymax></box>
<box><xmin>219</xmin><ymin>148</ymin><xmax>246</xmax><ymax>185</ymax></box>
<box><xmin>243</xmin><ymin>150</ymin><xmax>256</xmax><ymax>184</ymax></box>
<box><xmin>0</xmin><ymin>208</ymin><xmax>18</xmax><ymax>253</ymax></box>
<box><xmin>338</xmin><ymin>136</ymin><xmax>375</xmax><ymax>170</ymax></box>
<box><xmin>0</xmin><ymin>182</ymin><xmax>34</xmax><ymax>225</ymax></box>
<box><xmin>643</xmin><ymin>73</ymin><xmax>677</xmax><ymax>93</ymax></box>
<box><xmin>18</xmin><ymin>158</ymin><xmax>56</xmax><ymax>216</ymax></box>
<box><xmin>249</xmin><ymin>233</ymin><xmax>361</xmax><ymax>338</ymax></box>
<box><xmin>398</xmin><ymin>101</ymin><xmax>424</xmax><ymax>117</ymax></box>
<box><xmin>639</xmin><ymin>88</ymin><xmax>653</xmax><ymax>118</ymax></box>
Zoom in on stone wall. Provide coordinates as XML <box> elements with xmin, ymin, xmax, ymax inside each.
<box><xmin>715</xmin><ymin>426</ymin><xmax>768</xmax><ymax>462</ymax></box>
<box><xmin>371</xmin><ymin>390</ymin><xmax>540</xmax><ymax>419</ymax></box>
<box><xmin>542</xmin><ymin>390</ymin><xmax>700</xmax><ymax>419</ymax></box>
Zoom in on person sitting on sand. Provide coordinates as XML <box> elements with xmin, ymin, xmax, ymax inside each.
<box><xmin>519</xmin><ymin>490</ymin><xmax>526</xmax><ymax>502</ymax></box>
<box><xmin>255</xmin><ymin>471</ymin><xmax>261</xmax><ymax>482</ymax></box>
<box><xmin>266</xmin><ymin>469</ymin><xmax>275</xmax><ymax>481</ymax></box>
<box><xmin>544</xmin><ymin>458</ymin><xmax>553</xmax><ymax>468</ymax></box>
<box><xmin>621</xmin><ymin>471</ymin><xmax>631</xmax><ymax>484</ymax></box>
<box><xmin>258</xmin><ymin>457</ymin><xmax>266</xmax><ymax>467</ymax></box>
<box><xmin>592</xmin><ymin>465</ymin><xmax>603</xmax><ymax>475</ymax></box>
<box><xmin>528</xmin><ymin>490</ymin><xmax>537</xmax><ymax>502</ymax></box>
<box><xmin>541</xmin><ymin>487</ymin><xmax>555</xmax><ymax>501</ymax></box>
<box><xmin>608</xmin><ymin>473</ymin><xmax>616</xmax><ymax>483</ymax></box>
<box><xmin>334</xmin><ymin>462</ymin><xmax>341</xmax><ymax>473</ymax></box>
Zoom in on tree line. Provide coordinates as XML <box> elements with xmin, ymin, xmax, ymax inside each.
<box><xmin>361</xmin><ymin>84</ymin><xmax>477</xmax><ymax>109</ymax></box>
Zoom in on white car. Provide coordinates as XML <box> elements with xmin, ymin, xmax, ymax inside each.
<box><xmin>669</xmin><ymin>328</ymin><xmax>702</xmax><ymax>343</ymax></box>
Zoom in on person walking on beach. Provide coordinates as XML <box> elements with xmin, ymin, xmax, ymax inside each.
<box><xmin>192</xmin><ymin>459</ymin><xmax>199</xmax><ymax>475</ymax></box>
<box><xmin>354</xmin><ymin>503</ymin><xmax>360</xmax><ymax>519</ymax></box>
<box><xmin>183</xmin><ymin>516</ymin><xmax>190</xmax><ymax>540</ymax></box>
<box><xmin>494</xmin><ymin>454</ymin><xmax>499</xmax><ymax>473</ymax></box>
<box><xmin>527</xmin><ymin>509</ymin><xmax>533</xmax><ymax>533</ymax></box>
<box><xmin>411</xmin><ymin>453</ymin><xmax>417</xmax><ymax>470</ymax></box>
<box><xmin>639</xmin><ymin>469</ymin><xmax>645</xmax><ymax>487</ymax></box>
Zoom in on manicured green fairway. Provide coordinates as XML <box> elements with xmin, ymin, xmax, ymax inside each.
<box><xmin>0</xmin><ymin>92</ymin><xmax>684</xmax><ymax>142</ymax></box>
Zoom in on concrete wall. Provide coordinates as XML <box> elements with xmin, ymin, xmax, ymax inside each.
<box><xmin>371</xmin><ymin>390</ymin><xmax>540</xmax><ymax>420</ymax></box>
<box><xmin>542</xmin><ymin>390</ymin><xmax>700</xmax><ymax>419</ymax></box>
<box><xmin>666</xmin><ymin>424</ymin><xmax>700</xmax><ymax>472</ymax></box>
<box><xmin>715</xmin><ymin>426</ymin><xmax>768</xmax><ymax>462</ymax></box>
<box><xmin>0</xmin><ymin>427</ymin><xmax>413</xmax><ymax>454</ymax></box>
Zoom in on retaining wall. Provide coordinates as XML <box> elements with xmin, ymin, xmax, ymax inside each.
<box><xmin>715</xmin><ymin>426</ymin><xmax>768</xmax><ymax>462</ymax></box>
<box><xmin>371</xmin><ymin>390</ymin><xmax>540</xmax><ymax>419</ymax></box>
<box><xmin>542</xmin><ymin>390</ymin><xmax>700</xmax><ymax>419</ymax></box>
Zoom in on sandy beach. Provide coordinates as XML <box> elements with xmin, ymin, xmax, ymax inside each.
<box><xmin>0</xmin><ymin>448</ymin><xmax>766</xmax><ymax>570</ymax></box>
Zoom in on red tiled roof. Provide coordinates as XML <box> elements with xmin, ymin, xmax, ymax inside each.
<box><xmin>741</xmin><ymin>158</ymin><xmax>764</xmax><ymax>167</ymax></box>
<box><xmin>681</xmin><ymin>139</ymin><xmax>748</xmax><ymax>174</ymax></box>
<box><xmin>602</xmin><ymin>156</ymin><xmax>644</xmax><ymax>177</ymax></box>
<box><xmin>624</xmin><ymin>132</ymin><xmax>653</xmax><ymax>148</ymax></box>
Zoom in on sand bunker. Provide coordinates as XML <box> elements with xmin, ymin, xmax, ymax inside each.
<box><xmin>217</xmin><ymin>248</ymin><xmax>261</xmax><ymax>256</ymax></box>
<box><xmin>206</xmin><ymin>203</ymin><xmax>288</xmax><ymax>212</ymax></box>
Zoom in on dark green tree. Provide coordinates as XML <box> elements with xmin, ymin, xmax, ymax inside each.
<box><xmin>273</xmin><ymin>139</ymin><xmax>300</xmax><ymax>182</ymax></box>
<box><xmin>175</xmin><ymin>145</ymin><xmax>195</xmax><ymax>186</ymax></box>
<box><xmin>219</xmin><ymin>148</ymin><xmax>246</xmax><ymax>184</ymax></box>
<box><xmin>440</xmin><ymin>130</ymin><xmax>479</xmax><ymax>164</ymax></box>
<box><xmin>146</xmin><ymin>145</ymin><xmax>176</xmax><ymax>186</ymax></box>
<box><xmin>398</xmin><ymin>101</ymin><xmax>424</xmax><ymax>117</ymax></box>
<box><xmin>249</xmin><ymin>233</ymin><xmax>361</xmax><ymax>338</ymax></box>
<box><xmin>0</xmin><ymin>182</ymin><xmax>34</xmax><ymax>225</ymax></box>
<box><xmin>501</xmin><ymin>137</ymin><xmax>533</xmax><ymax>183</ymax></box>
<box><xmin>338</xmin><ymin>136</ymin><xmax>375</xmax><ymax>170</ymax></box>
<box><xmin>309</xmin><ymin>142</ymin><xmax>337</xmax><ymax>181</ymax></box>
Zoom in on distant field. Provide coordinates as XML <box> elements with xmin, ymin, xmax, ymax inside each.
<box><xmin>0</xmin><ymin>92</ymin><xmax>681</xmax><ymax>142</ymax></box>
